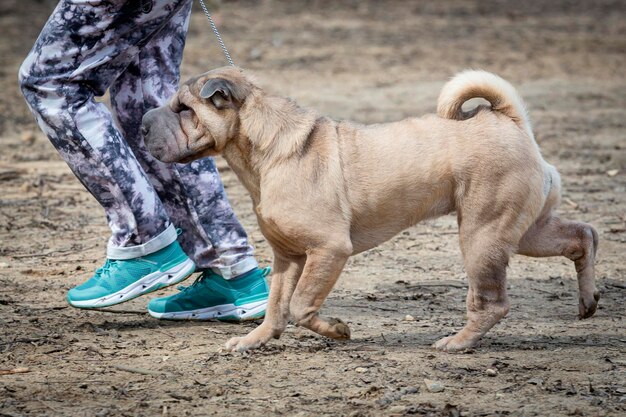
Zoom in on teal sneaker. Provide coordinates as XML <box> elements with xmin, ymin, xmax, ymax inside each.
<box><xmin>67</xmin><ymin>241</ymin><xmax>195</xmax><ymax>308</ymax></box>
<box><xmin>147</xmin><ymin>267</ymin><xmax>270</xmax><ymax>322</ymax></box>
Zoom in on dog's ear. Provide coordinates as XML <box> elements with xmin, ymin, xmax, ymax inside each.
<box><xmin>200</xmin><ymin>78</ymin><xmax>244</xmax><ymax>110</ymax></box>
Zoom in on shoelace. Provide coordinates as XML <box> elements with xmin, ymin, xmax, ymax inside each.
<box><xmin>96</xmin><ymin>258</ymin><xmax>151</xmax><ymax>276</ymax></box>
<box><xmin>92</xmin><ymin>259</ymin><xmax>116</xmax><ymax>281</ymax></box>
<box><xmin>177</xmin><ymin>273</ymin><xmax>207</xmax><ymax>292</ymax></box>
<box><xmin>101</xmin><ymin>259</ymin><xmax>114</xmax><ymax>273</ymax></box>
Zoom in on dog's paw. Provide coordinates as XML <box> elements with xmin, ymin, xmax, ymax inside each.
<box><xmin>578</xmin><ymin>290</ymin><xmax>600</xmax><ymax>319</ymax></box>
<box><xmin>327</xmin><ymin>317</ymin><xmax>351</xmax><ymax>340</ymax></box>
<box><xmin>432</xmin><ymin>334</ymin><xmax>477</xmax><ymax>352</ymax></box>
<box><xmin>225</xmin><ymin>335</ymin><xmax>264</xmax><ymax>352</ymax></box>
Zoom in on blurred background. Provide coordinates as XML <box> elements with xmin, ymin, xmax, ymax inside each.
<box><xmin>1</xmin><ymin>1</ymin><xmax>624</xmax><ymax>416</ymax></box>
<box><xmin>2</xmin><ymin>0</ymin><xmax>625</xmax><ymax>132</ymax></box>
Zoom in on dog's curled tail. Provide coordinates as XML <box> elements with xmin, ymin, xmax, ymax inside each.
<box><xmin>437</xmin><ymin>70</ymin><xmax>533</xmax><ymax>139</ymax></box>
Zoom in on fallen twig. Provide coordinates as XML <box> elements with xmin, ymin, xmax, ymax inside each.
<box><xmin>336</xmin><ymin>345</ymin><xmax>382</xmax><ymax>352</ymax></box>
<box><xmin>564</xmin><ymin>198</ymin><xmax>579</xmax><ymax>209</ymax></box>
<box><xmin>37</xmin><ymin>399</ymin><xmax>61</xmax><ymax>413</ymax></box>
<box><xmin>43</xmin><ymin>347</ymin><xmax>66</xmax><ymax>354</ymax></box>
<box><xmin>407</xmin><ymin>281</ymin><xmax>467</xmax><ymax>289</ymax></box>
<box><xmin>17</xmin><ymin>305</ymin><xmax>68</xmax><ymax>311</ymax></box>
<box><xmin>168</xmin><ymin>392</ymin><xmax>192</xmax><ymax>401</ymax></box>
<box><xmin>91</xmin><ymin>308</ymin><xmax>147</xmax><ymax>315</ymax></box>
<box><xmin>533</xmin><ymin>288</ymin><xmax>555</xmax><ymax>295</ymax></box>
<box><xmin>0</xmin><ymin>367</ymin><xmax>30</xmax><ymax>375</ymax></box>
<box><xmin>111</xmin><ymin>364</ymin><xmax>172</xmax><ymax>377</ymax></box>
<box><xmin>342</xmin><ymin>304</ymin><xmax>399</xmax><ymax>312</ymax></box>
<box><xmin>0</xmin><ymin>338</ymin><xmax>45</xmax><ymax>346</ymax></box>
<box><xmin>0</xmin><ymin>170</ymin><xmax>26</xmax><ymax>181</ymax></box>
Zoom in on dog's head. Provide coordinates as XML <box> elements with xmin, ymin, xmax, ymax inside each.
<box><xmin>142</xmin><ymin>66</ymin><xmax>255</xmax><ymax>163</ymax></box>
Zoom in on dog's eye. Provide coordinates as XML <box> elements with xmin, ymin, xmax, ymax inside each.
<box><xmin>170</xmin><ymin>96</ymin><xmax>192</xmax><ymax>113</ymax></box>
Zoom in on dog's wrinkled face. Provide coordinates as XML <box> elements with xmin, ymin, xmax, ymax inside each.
<box><xmin>142</xmin><ymin>66</ymin><xmax>253</xmax><ymax>163</ymax></box>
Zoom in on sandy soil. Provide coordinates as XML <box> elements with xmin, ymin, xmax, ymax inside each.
<box><xmin>1</xmin><ymin>1</ymin><xmax>625</xmax><ymax>416</ymax></box>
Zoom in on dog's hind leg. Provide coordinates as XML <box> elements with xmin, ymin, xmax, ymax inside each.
<box><xmin>289</xmin><ymin>245</ymin><xmax>352</xmax><ymax>340</ymax></box>
<box><xmin>517</xmin><ymin>214</ymin><xmax>599</xmax><ymax>318</ymax></box>
<box><xmin>434</xmin><ymin>222</ymin><xmax>512</xmax><ymax>352</ymax></box>
<box><xmin>225</xmin><ymin>253</ymin><xmax>304</xmax><ymax>352</ymax></box>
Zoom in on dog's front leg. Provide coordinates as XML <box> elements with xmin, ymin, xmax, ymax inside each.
<box><xmin>225</xmin><ymin>253</ymin><xmax>304</xmax><ymax>352</ymax></box>
<box><xmin>289</xmin><ymin>247</ymin><xmax>352</xmax><ymax>340</ymax></box>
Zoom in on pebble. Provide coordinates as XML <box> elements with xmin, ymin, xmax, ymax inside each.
<box><xmin>0</xmin><ymin>262</ymin><xmax>9</xmax><ymax>268</ymax></box>
<box><xmin>95</xmin><ymin>409</ymin><xmax>110</xmax><ymax>417</ymax></box>
<box><xmin>403</xmin><ymin>386</ymin><xmax>419</xmax><ymax>394</ymax></box>
<box><xmin>355</xmin><ymin>367</ymin><xmax>368</xmax><ymax>373</ymax></box>
<box><xmin>485</xmin><ymin>368</ymin><xmax>498</xmax><ymax>377</ymax></box>
<box><xmin>607</xmin><ymin>169</ymin><xmax>619</xmax><ymax>177</ymax></box>
<box><xmin>424</xmin><ymin>378</ymin><xmax>445</xmax><ymax>393</ymax></box>
<box><xmin>207</xmin><ymin>385</ymin><xmax>224</xmax><ymax>397</ymax></box>
<box><xmin>389</xmin><ymin>405</ymin><xmax>406</xmax><ymax>414</ymax></box>
<box><xmin>20</xmin><ymin>131</ymin><xmax>36</xmax><ymax>145</ymax></box>
<box><xmin>404</xmin><ymin>314</ymin><xmax>415</xmax><ymax>321</ymax></box>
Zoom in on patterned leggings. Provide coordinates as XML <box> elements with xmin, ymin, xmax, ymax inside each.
<box><xmin>19</xmin><ymin>0</ymin><xmax>256</xmax><ymax>278</ymax></box>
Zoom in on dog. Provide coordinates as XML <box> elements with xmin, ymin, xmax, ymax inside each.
<box><xmin>141</xmin><ymin>66</ymin><xmax>599</xmax><ymax>352</ymax></box>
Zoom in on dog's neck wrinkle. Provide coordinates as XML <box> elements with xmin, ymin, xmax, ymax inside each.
<box><xmin>223</xmin><ymin>93</ymin><xmax>319</xmax><ymax>206</ymax></box>
<box><xmin>240</xmin><ymin>93</ymin><xmax>317</xmax><ymax>165</ymax></box>
<box><xmin>222</xmin><ymin>140</ymin><xmax>262</xmax><ymax>205</ymax></box>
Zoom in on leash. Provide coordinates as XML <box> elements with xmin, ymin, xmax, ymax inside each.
<box><xmin>197</xmin><ymin>0</ymin><xmax>235</xmax><ymax>66</ymax></box>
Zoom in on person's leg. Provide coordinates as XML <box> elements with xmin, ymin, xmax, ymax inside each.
<box><xmin>108</xmin><ymin>2</ymin><xmax>256</xmax><ymax>278</ymax></box>
<box><xmin>176</xmin><ymin>161</ymin><xmax>257</xmax><ymax>277</ymax></box>
<box><xmin>19</xmin><ymin>0</ymin><xmax>196</xmax><ymax>307</ymax></box>
<box><xmin>107</xmin><ymin>2</ymin><xmax>268</xmax><ymax>320</ymax></box>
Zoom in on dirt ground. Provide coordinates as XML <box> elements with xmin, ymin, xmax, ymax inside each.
<box><xmin>1</xmin><ymin>0</ymin><xmax>625</xmax><ymax>416</ymax></box>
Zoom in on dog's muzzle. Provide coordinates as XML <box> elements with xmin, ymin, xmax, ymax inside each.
<box><xmin>141</xmin><ymin>107</ymin><xmax>182</xmax><ymax>163</ymax></box>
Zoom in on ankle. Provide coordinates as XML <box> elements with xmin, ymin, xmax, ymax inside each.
<box><xmin>210</xmin><ymin>257</ymin><xmax>259</xmax><ymax>279</ymax></box>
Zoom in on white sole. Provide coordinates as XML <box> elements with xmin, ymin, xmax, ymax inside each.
<box><xmin>69</xmin><ymin>258</ymin><xmax>196</xmax><ymax>308</ymax></box>
<box><xmin>148</xmin><ymin>299</ymin><xmax>267</xmax><ymax>321</ymax></box>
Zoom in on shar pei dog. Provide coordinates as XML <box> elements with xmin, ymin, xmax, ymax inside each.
<box><xmin>141</xmin><ymin>67</ymin><xmax>599</xmax><ymax>352</ymax></box>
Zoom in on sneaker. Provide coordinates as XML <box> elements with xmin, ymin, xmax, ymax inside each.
<box><xmin>147</xmin><ymin>267</ymin><xmax>270</xmax><ymax>322</ymax></box>
<box><xmin>67</xmin><ymin>241</ymin><xmax>195</xmax><ymax>308</ymax></box>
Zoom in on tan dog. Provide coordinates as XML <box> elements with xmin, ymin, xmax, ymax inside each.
<box><xmin>141</xmin><ymin>67</ymin><xmax>599</xmax><ymax>352</ymax></box>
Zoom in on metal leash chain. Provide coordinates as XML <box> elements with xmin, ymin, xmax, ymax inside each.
<box><xmin>197</xmin><ymin>0</ymin><xmax>235</xmax><ymax>66</ymax></box>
